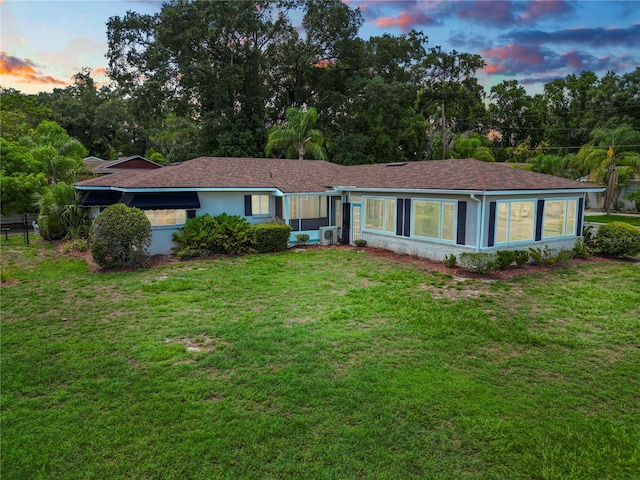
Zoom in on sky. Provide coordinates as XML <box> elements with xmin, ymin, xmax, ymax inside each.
<box><xmin>1</xmin><ymin>0</ymin><xmax>639</xmax><ymax>96</ymax></box>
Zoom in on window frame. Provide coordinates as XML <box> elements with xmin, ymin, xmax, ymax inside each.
<box><xmin>411</xmin><ymin>198</ymin><xmax>457</xmax><ymax>243</ymax></box>
<box><xmin>363</xmin><ymin>196</ymin><xmax>396</xmax><ymax>234</ymax></box>
<box><xmin>251</xmin><ymin>194</ymin><xmax>270</xmax><ymax>216</ymax></box>
<box><xmin>144</xmin><ymin>209</ymin><xmax>189</xmax><ymax>227</ymax></box>
<box><xmin>494</xmin><ymin>199</ymin><xmax>536</xmax><ymax>245</ymax></box>
<box><xmin>542</xmin><ymin>198</ymin><xmax>579</xmax><ymax>239</ymax></box>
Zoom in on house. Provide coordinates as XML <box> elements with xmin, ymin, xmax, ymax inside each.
<box><xmin>75</xmin><ymin>157</ymin><xmax>604</xmax><ymax>258</ymax></box>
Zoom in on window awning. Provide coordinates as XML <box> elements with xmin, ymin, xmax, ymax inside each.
<box><xmin>122</xmin><ymin>192</ymin><xmax>201</xmax><ymax>209</ymax></box>
<box><xmin>79</xmin><ymin>190</ymin><xmax>122</xmax><ymax>207</ymax></box>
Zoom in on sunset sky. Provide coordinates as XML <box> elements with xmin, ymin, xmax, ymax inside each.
<box><xmin>1</xmin><ymin>0</ymin><xmax>638</xmax><ymax>95</ymax></box>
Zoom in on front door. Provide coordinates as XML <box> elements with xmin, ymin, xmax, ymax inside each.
<box><xmin>351</xmin><ymin>203</ymin><xmax>362</xmax><ymax>243</ymax></box>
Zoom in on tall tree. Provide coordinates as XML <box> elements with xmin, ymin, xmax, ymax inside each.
<box><xmin>107</xmin><ymin>0</ymin><xmax>297</xmax><ymax>158</ymax></box>
<box><xmin>266</xmin><ymin>107</ymin><xmax>325</xmax><ymax>160</ymax></box>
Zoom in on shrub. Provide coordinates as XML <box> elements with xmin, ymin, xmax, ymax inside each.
<box><xmin>529</xmin><ymin>246</ymin><xmax>557</xmax><ymax>266</ymax></box>
<box><xmin>62</xmin><ymin>238</ymin><xmax>88</xmax><ymax>253</ymax></box>
<box><xmin>354</xmin><ymin>239</ymin><xmax>367</xmax><ymax>247</ymax></box>
<box><xmin>90</xmin><ymin>204</ymin><xmax>151</xmax><ymax>268</ymax></box>
<box><xmin>514</xmin><ymin>250</ymin><xmax>530</xmax><ymax>267</ymax></box>
<box><xmin>172</xmin><ymin>213</ymin><xmax>254</xmax><ymax>256</ymax></box>
<box><xmin>459</xmin><ymin>252</ymin><xmax>498</xmax><ymax>274</ymax></box>
<box><xmin>573</xmin><ymin>239</ymin><xmax>592</xmax><ymax>259</ymax></box>
<box><xmin>495</xmin><ymin>250</ymin><xmax>517</xmax><ymax>270</ymax></box>
<box><xmin>37</xmin><ymin>214</ymin><xmax>65</xmax><ymax>240</ymax></box>
<box><xmin>172</xmin><ymin>214</ymin><xmax>217</xmax><ymax>257</ymax></box>
<box><xmin>296</xmin><ymin>234</ymin><xmax>310</xmax><ymax>245</ymax></box>
<box><xmin>443</xmin><ymin>254</ymin><xmax>457</xmax><ymax>268</ymax></box>
<box><xmin>252</xmin><ymin>224</ymin><xmax>292</xmax><ymax>253</ymax></box>
<box><xmin>596</xmin><ymin>221</ymin><xmax>640</xmax><ymax>258</ymax></box>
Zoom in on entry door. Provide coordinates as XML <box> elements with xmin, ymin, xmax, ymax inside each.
<box><xmin>351</xmin><ymin>203</ymin><xmax>362</xmax><ymax>243</ymax></box>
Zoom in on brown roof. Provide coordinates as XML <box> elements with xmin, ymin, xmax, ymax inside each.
<box><xmin>339</xmin><ymin>159</ymin><xmax>596</xmax><ymax>191</ymax></box>
<box><xmin>76</xmin><ymin>157</ymin><xmax>601</xmax><ymax>193</ymax></box>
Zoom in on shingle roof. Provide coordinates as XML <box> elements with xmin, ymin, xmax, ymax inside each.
<box><xmin>76</xmin><ymin>157</ymin><xmax>601</xmax><ymax>193</ymax></box>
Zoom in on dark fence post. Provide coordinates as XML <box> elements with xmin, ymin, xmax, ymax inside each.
<box><xmin>23</xmin><ymin>213</ymin><xmax>30</xmax><ymax>245</ymax></box>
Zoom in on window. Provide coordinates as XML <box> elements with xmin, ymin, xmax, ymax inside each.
<box><xmin>364</xmin><ymin>197</ymin><xmax>395</xmax><ymax>233</ymax></box>
<box><xmin>543</xmin><ymin>199</ymin><xmax>578</xmax><ymax>238</ymax></box>
<box><xmin>289</xmin><ymin>196</ymin><xmax>328</xmax><ymax>219</ymax></box>
<box><xmin>495</xmin><ymin>201</ymin><xmax>535</xmax><ymax>244</ymax></box>
<box><xmin>145</xmin><ymin>209</ymin><xmax>187</xmax><ymax>226</ymax></box>
<box><xmin>251</xmin><ymin>195</ymin><xmax>269</xmax><ymax>216</ymax></box>
<box><xmin>412</xmin><ymin>200</ymin><xmax>456</xmax><ymax>241</ymax></box>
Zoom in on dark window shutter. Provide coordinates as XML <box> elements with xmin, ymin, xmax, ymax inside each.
<box><xmin>577</xmin><ymin>197</ymin><xmax>584</xmax><ymax>236</ymax></box>
<box><xmin>244</xmin><ymin>195</ymin><xmax>252</xmax><ymax>216</ymax></box>
<box><xmin>488</xmin><ymin>202</ymin><xmax>496</xmax><ymax>247</ymax></box>
<box><xmin>396</xmin><ymin>199</ymin><xmax>404</xmax><ymax>236</ymax></box>
<box><xmin>535</xmin><ymin>199</ymin><xmax>545</xmax><ymax>241</ymax></box>
<box><xmin>187</xmin><ymin>210</ymin><xmax>196</xmax><ymax>219</ymax></box>
<box><xmin>275</xmin><ymin>197</ymin><xmax>283</xmax><ymax>219</ymax></box>
<box><xmin>403</xmin><ymin>199</ymin><xmax>411</xmax><ymax>237</ymax></box>
<box><xmin>341</xmin><ymin>202</ymin><xmax>351</xmax><ymax>244</ymax></box>
<box><xmin>456</xmin><ymin>201</ymin><xmax>467</xmax><ymax>245</ymax></box>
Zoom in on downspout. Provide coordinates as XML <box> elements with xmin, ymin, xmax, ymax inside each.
<box><xmin>470</xmin><ymin>194</ymin><xmax>482</xmax><ymax>252</ymax></box>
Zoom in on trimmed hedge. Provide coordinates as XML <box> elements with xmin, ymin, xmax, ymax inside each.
<box><xmin>596</xmin><ymin>221</ymin><xmax>640</xmax><ymax>258</ymax></box>
<box><xmin>251</xmin><ymin>224</ymin><xmax>292</xmax><ymax>253</ymax></box>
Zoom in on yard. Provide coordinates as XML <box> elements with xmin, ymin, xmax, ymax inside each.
<box><xmin>1</xmin><ymin>238</ymin><xmax>639</xmax><ymax>479</ymax></box>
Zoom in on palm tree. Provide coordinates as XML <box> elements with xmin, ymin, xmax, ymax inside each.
<box><xmin>265</xmin><ymin>107</ymin><xmax>325</xmax><ymax>160</ymax></box>
<box><xmin>571</xmin><ymin>126</ymin><xmax>640</xmax><ymax>214</ymax></box>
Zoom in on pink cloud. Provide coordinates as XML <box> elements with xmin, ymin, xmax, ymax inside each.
<box><xmin>374</xmin><ymin>10</ymin><xmax>438</xmax><ymax>31</ymax></box>
<box><xmin>0</xmin><ymin>51</ymin><xmax>68</xmax><ymax>85</ymax></box>
<box><xmin>483</xmin><ymin>44</ymin><xmax>545</xmax><ymax>65</ymax></box>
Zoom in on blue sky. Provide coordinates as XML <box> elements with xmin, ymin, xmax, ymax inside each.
<box><xmin>1</xmin><ymin>0</ymin><xmax>639</xmax><ymax>95</ymax></box>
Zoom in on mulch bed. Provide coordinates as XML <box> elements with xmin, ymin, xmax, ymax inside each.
<box><xmin>57</xmin><ymin>242</ymin><xmax>620</xmax><ymax>280</ymax></box>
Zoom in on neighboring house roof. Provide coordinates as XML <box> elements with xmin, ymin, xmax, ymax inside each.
<box><xmin>90</xmin><ymin>155</ymin><xmax>164</xmax><ymax>175</ymax></box>
<box><xmin>83</xmin><ymin>156</ymin><xmax>107</xmax><ymax>170</ymax></box>
<box><xmin>76</xmin><ymin>157</ymin><xmax>603</xmax><ymax>194</ymax></box>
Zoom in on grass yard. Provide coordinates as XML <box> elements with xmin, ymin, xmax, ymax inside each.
<box><xmin>585</xmin><ymin>214</ymin><xmax>640</xmax><ymax>226</ymax></box>
<box><xmin>1</xmin><ymin>237</ymin><xmax>639</xmax><ymax>479</ymax></box>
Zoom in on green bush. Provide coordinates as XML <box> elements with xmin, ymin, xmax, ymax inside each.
<box><xmin>354</xmin><ymin>239</ymin><xmax>367</xmax><ymax>247</ymax></box>
<box><xmin>172</xmin><ymin>213</ymin><xmax>254</xmax><ymax>256</ymax></box>
<box><xmin>514</xmin><ymin>250</ymin><xmax>530</xmax><ymax>267</ymax></box>
<box><xmin>295</xmin><ymin>233</ymin><xmax>310</xmax><ymax>245</ymax></box>
<box><xmin>90</xmin><ymin>204</ymin><xmax>151</xmax><ymax>268</ymax></box>
<box><xmin>37</xmin><ymin>214</ymin><xmax>65</xmax><ymax>240</ymax></box>
<box><xmin>443</xmin><ymin>254</ymin><xmax>457</xmax><ymax>268</ymax></box>
<box><xmin>62</xmin><ymin>238</ymin><xmax>88</xmax><ymax>253</ymax></box>
<box><xmin>596</xmin><ymin>221</ymin><xmax>640</xmax><ymax>258</ymax></box>
<box><xmin>573</xmin><ymin>239</ymin><xmax>592</xmax><ymax>259</ymax></box>
<box><xmin>172</xmin><ymin>214</ymin><xmax>217</xmax><ymax>257</ymax></box>
<box><xmin>459</xmin><ymin>252</ymin><xmax>498</xmax><ymax>274</ymax></box>
<box><xmin>252</xmin><ymin>224</ymin><xmax>292</xmax><ymax>253</ymax></box>
<box><xmin>495</xmin><ymin>250</ymin><xmax>517</xmax><ymax>270</ymax></box>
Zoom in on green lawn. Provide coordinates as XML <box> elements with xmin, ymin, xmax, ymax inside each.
<box><xmin>2</xmin><ymin>238</ymin><xmax>639</xmax><ymax>479</ymax></box>
<box><xmin>585</xmin><ymin>214</ymin><xmax>640</xmax><ymax>226</ymax></box>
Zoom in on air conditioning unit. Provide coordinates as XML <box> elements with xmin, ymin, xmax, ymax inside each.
<box><xmin>319</xmin><ymin>226</ymin><xmax>338</xmax><ymax>246</ymax></box>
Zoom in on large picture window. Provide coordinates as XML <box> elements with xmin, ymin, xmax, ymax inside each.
<box><xmin>495</xmin><ymin>201</ymin><xmax>535</xmax><ymax>244</ymax></box>
<box><xmin>412</xmin><ymin>200</ymin><xmax>456</xmax><ymax>241</ymax></box>
<box><xmin>364</xmin><ymin>197</ymin><xmax>395</xmax><ymax>233</ymax></box>
<box><xmin>145</xmin><ymin>209</ymin><xmax>187</xmax><ymax>226</ymax></box>
<box><xmin>543</xmin><ymin>199</ymin><xmax>577</xmax><ymax>238</ymax></box>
